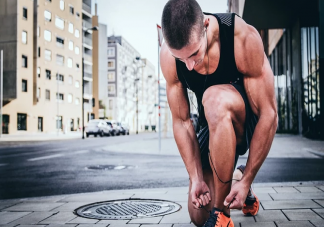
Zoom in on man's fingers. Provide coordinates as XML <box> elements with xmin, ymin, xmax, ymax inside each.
<box><xmin>192</xmin><ymin>198</ymin><xmax>201</xmax><ymax>209</ymax></box>
<box><xmin>199</xmin><ymin>194</ymin><xmax>207</xmax><ymax>206</ymax></box>
<box><xmin>224</xmin><ymin>191</ymin><xmax>236</xmax><ymax>207</ymax></box>
<box><xmin>227</xmin><ymin>199</ymin><xmax>243</xmax><ymax>210</ymax></box>
<box><xmin>204</xmin><ymin>191</ymin><xmax>211</xmax><ymax>201</ymax></box>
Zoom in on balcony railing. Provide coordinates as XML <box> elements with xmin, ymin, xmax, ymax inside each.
<box><xmin>83</xmin><ymin>53</ymin><xmax>92</xmax><ymax>62</ymax></box>
<box><xmin>82</xmin><ymin>20</ymin><xmax>92</xmax><ymax>30</ymax></box>
<box><xmin>83</xmin><ymin>37</ymin><xmax>92</xmax><ymax>47</ymax></box>
<box><xmin>82</xmin><ymin>3</ymin><xmax>91</xmax><ymax>14</ymax></box>
<box><xmin>84</xmin><ymin>72</ymin><xmax>92</xmax><ymax>79</ymax></box>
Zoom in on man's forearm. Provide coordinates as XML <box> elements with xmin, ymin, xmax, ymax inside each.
<box><xmin>173</xmin><ymin>119</ymin><xmax>203</xmax><ymax>182</ymax></box>
<box><xmin>242</xmin><ymin>112</ymin><xmax>278</xmax><ymax>185</ymax></box>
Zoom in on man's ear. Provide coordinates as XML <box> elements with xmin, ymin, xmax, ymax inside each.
<box><xmin>203</xmin><ymin>16</ymin><xmax>210</xmax><ymax>30</ymax></box>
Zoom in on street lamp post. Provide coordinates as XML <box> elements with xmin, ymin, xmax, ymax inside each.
<box><xmin>82</xmin><ymin>26</ymin><xmax>98</xmax><ymax>139</ymax></box>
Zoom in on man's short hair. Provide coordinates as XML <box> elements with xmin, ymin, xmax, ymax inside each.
<box><xmin>162</xmin><ymin>0</ymin><xmax>204</xmax><ymax>50</ymax></box>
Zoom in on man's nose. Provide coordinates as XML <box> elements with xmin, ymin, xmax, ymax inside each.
<box><xmin>185</xmin><ymin>60</ymin><xmax>195</xmax><ymax>71</ymax></box>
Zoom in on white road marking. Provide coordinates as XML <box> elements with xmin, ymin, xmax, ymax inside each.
<box><xmin>0</xmin><ymin>163</ymin><xmax>8</xmax><ymax>166</ymax></box>
<box><xmin>72</xmin><ymin>150</ymin><xmax>88</xmax><ymax>154</ymax></box>
<box><xmin>28</xmin><ymin>154</ymin><xmax>65</xmax><ymax>161</ymax></box>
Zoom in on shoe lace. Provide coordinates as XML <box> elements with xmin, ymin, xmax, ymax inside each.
<box><xmin>204</xmin><ymin>211</ymin><xmax>220</xmax><ymax>227</ymax></box>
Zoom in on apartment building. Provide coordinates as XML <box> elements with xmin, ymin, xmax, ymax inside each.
<box><xmin>107</xmin><ymin>35</ymin><xmax>141</xmax><ymax>131</ymax></box>
<box><xmin>228</xmin><ymin>0</ymin><xmax>323</xmax><ymax>139</ymax></box>
<box><xmin>0</xmin><ymin>0</ymin><xmax>83</xmax><ymax>134</ymax></box>
<box><xmin>81</xmin><ymin>0</ymin><xmax>94</xmax><ymax>122</ymax></box>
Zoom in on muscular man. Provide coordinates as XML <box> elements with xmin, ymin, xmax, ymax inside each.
<box><xmin>160</xmin><ymin>0</ymin><xmax>278</xmax><ymax>226</ymax></box>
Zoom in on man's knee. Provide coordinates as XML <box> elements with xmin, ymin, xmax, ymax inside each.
<box><xmin>202</xmin><ymin>86</ymin><xmax>233</xmax><ymax>128</ymax></box>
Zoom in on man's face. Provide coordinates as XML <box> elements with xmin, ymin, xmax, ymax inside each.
<box><xmin>169</xmin><ymin>30</ymin><xmax>207</xmax><ymax>71</ymax></box>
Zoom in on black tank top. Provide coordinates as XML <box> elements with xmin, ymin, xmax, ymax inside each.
<box><xmin>176</xmin><ymin>13</ymin><xmax>244</xmax><ymax>127</ymax></box>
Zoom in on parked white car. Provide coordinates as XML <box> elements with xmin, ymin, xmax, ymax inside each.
<box><xmin>85</xmin><ymin>119</ymin><xmax>110</xmax><ymax>137</ymax></box>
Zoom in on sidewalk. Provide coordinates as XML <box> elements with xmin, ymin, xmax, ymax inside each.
<box><xmin>0</xmin><ymin>134</ymin><xmax>324</xmax><ymax>226</ymax></box>
<box><xmin>0</xmin><ymin>131</ymin><xmax>82</xmax><ymax>142</ymax></box>
<box><xmin>0</xmin><ymin>181</ymin><xmax>324</xmax><ymax>227</ymax></box>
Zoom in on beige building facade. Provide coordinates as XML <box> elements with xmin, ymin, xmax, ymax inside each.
<box><xmin>0</xmin><ymin>0</ymin><xmax>84</xmax><ymax>134</ymax></box>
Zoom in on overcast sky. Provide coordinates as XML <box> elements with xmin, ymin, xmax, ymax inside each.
<box><xmin>92</xmin><ymin>0</ymin><xmax>228</xmax><ymax>75</ymax></box>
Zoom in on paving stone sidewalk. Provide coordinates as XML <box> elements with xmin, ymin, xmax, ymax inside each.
<box><xmin>0</xmin><ymin>181</ymin><xmax>324</xmax><ymax>227</ymax></box>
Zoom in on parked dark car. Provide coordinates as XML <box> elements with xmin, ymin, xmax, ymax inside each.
<box><xmin>105</xmin><ymin>121</ymin><xmax>117</xmax><ymax>136</ymax></box>
<box><xmin>119</xmin><ymin>122</ymin><xmax>130</xmax><ymax>135</ymax></box>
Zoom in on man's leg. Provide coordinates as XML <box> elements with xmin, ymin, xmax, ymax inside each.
<box><xmin>202</xmin><ymin>84</ymin><xmax>246</xmax><ymax>216</ymax></box>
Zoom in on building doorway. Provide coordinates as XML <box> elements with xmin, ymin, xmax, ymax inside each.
<box><xmin>2</xmin><ymin>115</ymin><xmax>9</xmax><ymax>134</ymax></box>
<box><xmin>70</xmin><ymin>119</ymin><xmax>74</xmax><ymax>131</ymax></box>
<box><xmin>38</xmin><ymin>117</ymin><xmax>43</xmax><ymax>132</ymax></box>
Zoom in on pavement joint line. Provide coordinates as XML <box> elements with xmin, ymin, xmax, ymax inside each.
<box><xmin>315</xmin><ymin>186</ymin><xmax>324</xmax><ymax>193</ymax></box>
<box><xmin>312</xmin><ymin>200</ymin><xmax>324</xmax><ymax>209</ymax></box>
<box><xmin>281</xmin><ymin>209</ymin><xmax>290</xmax><ymax>221</ymax></box>
<box><xmin>294</xmin><ymin>187</ymin><xmax>302</xmax><ymax>193</ymax></box>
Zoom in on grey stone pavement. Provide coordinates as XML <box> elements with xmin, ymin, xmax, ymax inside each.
<box><xmin>1</xmin><ymin>134</ymin><xmax>324</xmax><ymax>227</ymax></box>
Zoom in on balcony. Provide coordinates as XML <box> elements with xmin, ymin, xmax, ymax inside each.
<box><xmin>83</xmin><ymin>52</ymin><xmax>92</xmax><ymax>62</ymax></box>
<box><xmin>84</xmin><ymin>72</ymin><xmax>92</xmax><ymax>80</ymax></box>
<box><xmin>82</xmin><ymin>21</ymin><xmax>92</xmax><ymax>30</ymax></box>
<box><xmin>82</xmin><ymin>3</ymin><xmax>91</xmax><ymax>14</ymax></box>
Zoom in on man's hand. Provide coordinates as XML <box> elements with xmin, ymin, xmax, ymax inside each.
<box><xmin>190</xmin><ymin>180</ymin><xmax>211</xmax><ymax>209</ymax></box>
<box><xmin>224</xmin><ymin>180</ymin><xmax>250</xmax><ymax>209</ymax></box>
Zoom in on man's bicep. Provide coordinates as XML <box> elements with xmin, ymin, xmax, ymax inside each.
<box><xmin>244</xmin><ymin>54</ymin><xmax>277</xmax><ymax>117</ymax></box>
<box><xmin>166</xmin><ymin>82</ymin><xmax>190</xmax><ymax>122</ymax></box>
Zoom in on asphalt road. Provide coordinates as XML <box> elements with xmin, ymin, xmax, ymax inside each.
<box><xmin>0</xmin><ymin>133</ymin><xmax>323</xmax><ymax>199</ymax></box>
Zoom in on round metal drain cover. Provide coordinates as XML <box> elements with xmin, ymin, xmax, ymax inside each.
<box><xmin>86</xmin><ymin>165</ymin><xmax>136</xmax><ymax>170</ymax></box>
<box><xmin>74</xmin><ymin>199</ymin><xmax>181</xmax><ymax>220</ymax></box>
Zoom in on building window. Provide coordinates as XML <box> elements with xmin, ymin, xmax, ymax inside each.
<box><xmin>75</xmin><ymin>29</ymin><xmax>79</xmax><ymax>38</ymax></box>
<box><xmin>56</xmin><ymin>73</ymin><xmax>64</xmax><ymax>82</ymax></box>
<box><xmin>69</xmin><ymin>5</ymin><xmax>74</xmax><ymax>15</ymax></box>
<box><xmin>67</xmin><ymin>58</ymin><xmax>73</xmax><ymax>68</ymax></box>
<box><xmin>75</xmin><ymin>46</ymin><xmax>79</xmax><ymax>55</ymax></box>
<box><xmin>68</xmin><ymin>22</ymin><xmax>73</xmax><ymax>33</ymax></box>
<box><xmin>108</xmin><ymin>84</ymin><xmax>115</xmax><ymax>95</ymax></box>
<box><xmin>46</xmin><ymin>69</ymin><xmax>51</xmax><ymax>79</ymax></box>
<box><xmin>23</xmin><ymin>7</ymin><xmax>27</xmax><ymax>19</ymax></box>
<box><xmin>44</xmin><ymin>10</ymin><xmax>51</xmax><ymax>22</ymax></box>
<box><xmin>44</xmin><ymin>30</ymin><xmax>51</xmax><ymax>41</ymax></box>
<box><xmin>68</xmin><ymin>94</ymin><xmax>73</xmax><ymax>103</ymax></box>
<box><xmin>108</xmin><ymin>72</ymin><xmax>115</xmax><ymax>82</ymax></box>
<box><xmin>38</xmin><ymin>47</ymin><xmax>40</xmax><ymax>57</ymax></box>
<box><xmin>45</xmin><ymin>89</ymin><xmax>50</xmax><ymax>100</ymax></box>
<box><xmin>76</xmin><ymin>63</ymin><xmax>80</xmax><ymax>69</ymax></box>
<box><xmin>108</xmin><ymin>47</ymin><xmax>115</xmax><ymax>57</ymax></box>
<box><xmin>108</xmin><ymin>60</ymin><xmax>115</xmax><ymax>69</ymax></box>
<box><xmin>76</xmin><ymin>12</ymin><xmax>80</xmax><ymax>17</ymax></box>
<box><xmin>56</xmin><ymin>54</ymin><xmax>64</xmax><ymax>66</ymax></box>
<box><xmin>60</xmin><ymin>0</ymin><xmax>64</xmax><ymax>10</ymax></box>
<box><xmin>22</xmin><ymin>55</ymin><xmax>27</xmax><ymax>68</ymax></box>
<box><xmin>22</xmin><ymin>31</ymin><xmax>27</xmax><ymax>44</ymax></box>
<box><xmin>75</xmin><ymin>98</ymin><xmax>79</xmax><ymax>105</ymax></box>
<box><xmin>37</xmin><ymin>67</ymin><xmax>40</xmax><ymax>78</ymax></box>
<box><xmin>17</xmin><ymin>113</ymin><xmax>27</xmax><ymax>131</ymax></box>
<box><xmin>69</xmin><ymin>40</ymin><xmax>73</xmax><ymax>50</ymax></box>
<box><xmin>109</xmin><ymin>99</ymin><xmax>113</xmax><ymax>110</ymax></box>
<box><xmin>22</xmin><ymin>79</ymin><xmax>27</xmax><ymax>92</ymax></box>
<box><xmin>55</xmin><ymin>16</ymin><xmax>64</xmax><ymax>30</ymax></box>
<box><xmin>56</xmin><ymin>36</ymin><xmax>64</xmax><ymax>47</ymax></box>
<box><xmin>45</xmin><ymin>49</ymin><xmax>51</xmax><ymax>61</ymax></box>
<box><xmin>56</xmin><ymin>93</ymin><xmax>64</xmax><ymax>101</ymax></box>
<box><xmin>56</xmin><ymin>116</ymin><xmax>62</xmax><ymax>129</ymax></box>
<box><xmin>75</xmin><ymin>80</ymin><xmax>80</xmax><ymax>88</ymax></box>
<box><xmin>68</xmin><ymin>75</ymin><xmax>73</xmax><ymax>84</ymax></box>
<box><xmin>37</xmin><ymin>26</ymin><xmax>40</xmax><ymax>37</ymax></box>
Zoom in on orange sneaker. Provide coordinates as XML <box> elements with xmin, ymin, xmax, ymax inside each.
<box><xmin>236</xmin><ymin>165</ymin><xmax>260</xmax><ymax>216</ymax></box>
<box><xmin>242</xmin><ymin>187</ymin><xmax>260</xmax><ymax>216</ymax></box>
<box><xmin>203</xmin><ymin>208</ymin><xmax>234</xmax><ymax>227</ymax></box>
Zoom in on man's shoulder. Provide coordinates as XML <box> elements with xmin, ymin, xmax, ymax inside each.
<box><xmin>160</xmin><ymin>43</ymin><xmax>178</xmax><ymax>84</ymax></box>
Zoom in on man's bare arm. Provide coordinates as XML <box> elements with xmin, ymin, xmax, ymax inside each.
<box><xmin>160</xmin><ymin>43</ymin><xmax>211</xmax><ymax>208</ymax></box>
<box><xmin>236</xmin><ymin>17</ymin><xmax>278</xmax><ymax>187</ymax></box>
<box><xmin>225</xmin><ymin>17</ymin><xmax>278</xmax><ymax>208</ymax></box>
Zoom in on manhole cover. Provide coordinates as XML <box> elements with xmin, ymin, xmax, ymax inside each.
<box><xmin>86</xmin><ymin>165</ymin><xmax>136</xmax><ymax>170</ymax></box>
<box><xmin>74</xmin><ymin>199</ymin><xmax>181</xmax><ymax>219</ymax></box>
